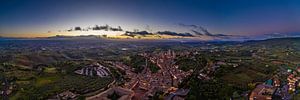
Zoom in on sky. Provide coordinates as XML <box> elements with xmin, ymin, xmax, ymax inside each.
<box><xmin>1</xmin><ymin>0</ymin><xmax>300</xmax><ymax>37</ymax></box>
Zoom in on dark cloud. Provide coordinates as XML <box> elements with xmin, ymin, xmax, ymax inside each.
<box><xmin>177</xmin><ymin>23</ymin><xmax>231</xmax><ymax>37</ymax></box>
<box><xmin>124</xmin><ymin>30</ymin><xmax>194</xmax><ymax>37</ymax></box>
<box><xmin>124</xmin><ymin>31</ymin><xmax>152</xmax><ymax>36</ymax></box>
<box><xmin>191</xmin><ymin>30</ymin><xmax>203</xmax><ymax>35</ymax></box>
<box><xmin>157</xmin><ymin>31</ymin><xmax>193</xmax><ymax>37</ymax></box>
<box><xmin>178</xmin><ymin>23</ymin><xmax>198</xmax><ymax>28</ymax></box>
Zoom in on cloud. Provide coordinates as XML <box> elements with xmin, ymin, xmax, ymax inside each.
<box><xmin>177</xmin><ymin>23</ymin><xmax>231</xmax><ymax>37</ymax></box>
<box><xmin>178</xmin><ymin>23</ymin><xmax>198</xmax><ymax>28</ymax></box>
<box><xmin>124</xmin><ymin>30</ymin><xmax>194</xmax><ymax>37</ymax></box>
<box><xmin>157</xmin><ymin>31</ymin><xmax>193</xmax><ymax>37</ymax></box>
<box><xmin>124</xmin><ymin>31</ymin><xmax>152</xmax><ymax>36</ymax></box>
<box><xmin>176</xmin><ymin>23</ymin><xmax>252</xmax><ymax>41</ymax></box>
<box><xmin>191</xmin><ymin>30</ymin><xmax>203</xmax><ymax>35</ymax></box>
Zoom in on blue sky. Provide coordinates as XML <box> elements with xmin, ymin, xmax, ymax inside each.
<box><xmin>1</xmin><ymin>0</ymin><xmax>300</xmax><ymax>36</ymax></box>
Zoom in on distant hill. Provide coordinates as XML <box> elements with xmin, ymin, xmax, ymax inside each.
<box><xmin>44</xmin><ymin>35</ymin><xmax>102</xmax><ymax>40</ymax></box>
<box><xmin>261</xmin><ymin>37</ymin><xmax>300</xmax><ymax>42</ymax></box>
<box><xmin>245</xmin><ymin>37</ymin><xmax>300</xmax><ymax>49</ymax></box>
<box><xmin>241</xmin><ymin>37</ymin><xmax>300</xmax><ymax>63</ymax></box>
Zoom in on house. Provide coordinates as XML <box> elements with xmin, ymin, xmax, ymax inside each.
<box><xmin>165</xmin><ymin>88</ymin><xmax>190</xmax><ymax>100</ymax></box>
<box><xmin>249</xmin><ymin>84</ymin><xmax>276</xmax><ymax>100</ymax></box>
<box><xmin>86</xmin><ymin>87</ymin><xmax>134</xmax><ymax>100</ymax></box>
<box><xmin>297</xmin><ymin>67</ymin><xmax>300</xmax><ymax>73</ymax></box>
<box><xmin>57</xmin><ymin>90</ymin><xmax>78</xmax><ymax>100</ymax></box>
<box><xmin>265</xmin><ymin>79</ymin><xmax>273</xmax><ymax>86</ymax></box>
<box><xmin>273</xmin><ymin>78</ymin><xmax>280</xmax><ymax>87</ymax></box>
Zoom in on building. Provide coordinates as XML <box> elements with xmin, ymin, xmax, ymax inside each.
<box><xmin>165</xmin><ymin>88</ymin><xmax>190</xmax><ymax>100</ymax></box>
<box><xmin>86</xmin><ymin>87</ymin><xmax>134</xmax><ymax>100</ymax></box>
<box><xmin>273</xmin><ymin>78</ymin><xmax>280</xmax><ymax>87</ymax></box>
<box><xmin>249</xmin><ymin>84</ymin><xmax>276</xmax><ymax>100</ymax></box>
<box><xmin>55</xmin><ymin>90</ymin><xmax>78</xmax><ymax>100</ymax></box>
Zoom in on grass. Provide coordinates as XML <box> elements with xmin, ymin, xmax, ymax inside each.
<box><xmin>35</xmin><ymin>76</ymin><xmax>60</xmax><ymax>87</ymax></box>
<box><xmin>9</xmin><ymin>91</ymin><xmax>22</xmax><ymax>100</ymax></box>
<box><xmin>44</xmin><ymin>67</ymin><xmax>57</xmax><ymax>73</ymax></box>
<box><xmin>222</xmin><ymin>73</ymin><xmax>252</xmax><ymax>84</ymax></box>
<box><xmin>10</xmin><ymin>74</ymin><xmax>113</xmax><ymax>99</ymax></box>
<box><xmin>222</xmin><ymin>69</ymin><xmax>268</xmax><ymax>86</ymax></box>
<box><xmin>15</xmin><ymin>80</ymin><xmax>31</xmax><ymax>85</ymax></box>
<box><xmin>5</xmin><ymin>70</ymin><xmax>35</xmax><ymax>81</ymax></box>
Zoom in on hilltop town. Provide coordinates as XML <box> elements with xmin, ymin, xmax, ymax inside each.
<box><xmin>0</xmin><ymin>37</ymin><xmax>300</xmax><ymax>99</ymax></box>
